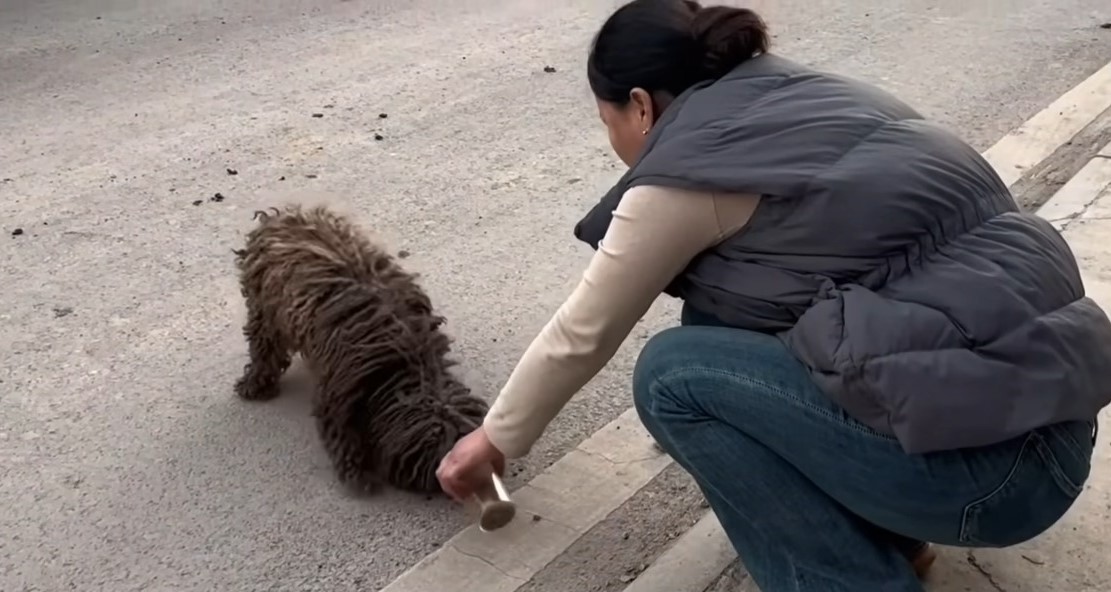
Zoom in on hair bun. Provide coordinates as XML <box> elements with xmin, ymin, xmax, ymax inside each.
<box><xmin>587</xmin><ymin>0</ymin><xmax>771</xmax><ymax>103</ymax></box>
<box><xmin>687</xmin><ymin>2</ymin><xmax>770</xmax><ymax>79</ymax></box>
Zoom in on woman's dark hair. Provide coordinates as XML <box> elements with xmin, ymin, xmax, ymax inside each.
<box><xmin>587</xmin><ymin>0</ymin><xmax>770</xmax><ymax>104</ymax></box>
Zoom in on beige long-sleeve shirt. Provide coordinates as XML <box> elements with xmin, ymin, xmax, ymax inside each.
<box><xmin>484</xmin><ymin>185</ymin><xmax>761</xmax><ymax>458</ymax></box>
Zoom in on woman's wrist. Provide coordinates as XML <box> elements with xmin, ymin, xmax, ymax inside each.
<box><xmin>481</xmin><ymin>413</ymin><xmax>528</xmax><ymax>460</ymax></box>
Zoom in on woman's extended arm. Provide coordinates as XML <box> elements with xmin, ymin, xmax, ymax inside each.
<box><xmin>483</xmin><ymin>185</ymin><xmax>759</xmax><ymax>458</ymax></box>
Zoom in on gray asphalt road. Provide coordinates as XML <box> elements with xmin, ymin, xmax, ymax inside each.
<box><xmin>2</xmin><ymin>1</ymin><xmax>1109</xmax><ymax>591</ymax></box>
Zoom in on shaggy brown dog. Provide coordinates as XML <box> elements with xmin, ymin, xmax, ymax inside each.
<box><xmin>232</xmin><ymin>204</ymin><xmax>488</xmax><ymax>493</ymax></box>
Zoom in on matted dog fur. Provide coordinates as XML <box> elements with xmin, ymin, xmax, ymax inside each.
<box><xmin>232</xmin><ymin>204</ymin><xmax>488</xmax><ymax>493</ymax></box>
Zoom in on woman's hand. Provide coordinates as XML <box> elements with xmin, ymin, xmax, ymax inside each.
<box><xmin>436</xmin><ymin>425</ymin><xmax>507</xmax><ymax>502</ymax></box>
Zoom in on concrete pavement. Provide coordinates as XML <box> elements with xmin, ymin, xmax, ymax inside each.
<box><xmin>2</xmin><ymin>1</ymin><xmax>1111</xmax><ymax>591</ymax></box>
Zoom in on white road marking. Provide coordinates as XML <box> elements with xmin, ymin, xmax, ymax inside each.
<box><xmin>1037</xmin><ymin>140</ymin><xmax>1111</xmax><ymax>230</ymax></box>
<box><xmin>981</xmin><ymin>60</ymin><xmax>1111</xmax><ymax>187</ymax></box>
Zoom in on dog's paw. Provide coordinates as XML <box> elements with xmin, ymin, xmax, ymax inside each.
<box><xmin>338</xmin><ymin>470</ymin><xmax>383</xmax><ymax>497</ymax></box>
<box><xmin>234</xmin><ymin>374</ymin><xmax>281</xmax><ymax>401</ymax></box>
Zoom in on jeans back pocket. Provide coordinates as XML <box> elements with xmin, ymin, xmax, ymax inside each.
<box><xmin>958</xmin><ymin>422</ymin><xmax>1093</xmax><ymax>548</ymax></box>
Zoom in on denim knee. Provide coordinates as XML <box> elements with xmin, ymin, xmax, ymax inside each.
<box><xmin>633</xmin><ymin>326</ymin><xmax>695</xmax><ymax>426</ymax></box>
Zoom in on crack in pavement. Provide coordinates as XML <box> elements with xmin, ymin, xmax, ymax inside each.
<box><xmin>1049</xmin><ymin>185</ymin><xmax>1110</xmax><ymax>231</ymax></box>
<box><xmin>450</xmin><ymin>544</ymin><xmax>528</xmax><ymax>584</ymax></box>
<box><xmin>576</xmin><ymin>445</ymin><xmax>667</xmax><ymax>466</ymax></box>
<box><xmin>966</xmin><ymin>551</ymin><xmax>1008</xmax><ymax>592</ymax></box>
<box><xmin>511</xmin><ymin>502</ymin><xmax>577</xmax><ymax>532</ymax></box>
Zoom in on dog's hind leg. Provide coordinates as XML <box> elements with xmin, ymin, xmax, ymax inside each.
<box><xmin>235</xmin><ymin>302</ymin><xmax>291</xmax><ymax>401</ymax></box>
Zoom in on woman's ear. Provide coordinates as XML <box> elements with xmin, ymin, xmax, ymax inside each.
<box><xmin>628</xmin><ymin>87</ymin><xmax>656</xmax><ymax>133</ymax></box>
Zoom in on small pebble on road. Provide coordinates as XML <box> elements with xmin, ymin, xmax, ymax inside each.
<box><xmin>11</xmin><ymin>227</ymin><xmax>24</xmax><ymax>237</ymax></box>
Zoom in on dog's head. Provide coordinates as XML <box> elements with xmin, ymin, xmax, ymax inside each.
<box><xmin>377</xmin><ymin>378</ymin><xmax>489</xmax><ymax>493</ymax></box>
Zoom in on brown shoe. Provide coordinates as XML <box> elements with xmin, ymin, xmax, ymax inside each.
<box><xmin>910</xmin><ymin>543</ymin><xmax>937</xmax><ymax>579</ymax></box>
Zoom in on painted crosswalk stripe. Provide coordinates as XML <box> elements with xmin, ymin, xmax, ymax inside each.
<box><xmin>1038</xmin><ymin>140</ymin><xmax>1111</xmax><ymax>230</ymax></box>
<box><xmin>982</xmin><ymin>60</ymin><xmax>1111</xmax><ymax>187</ymax></box>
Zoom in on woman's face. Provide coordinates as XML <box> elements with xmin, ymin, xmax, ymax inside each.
<box><xmin>596</xmin><ymin>90</ymin><xmax>655</xmax><ymax>167</ymax></box>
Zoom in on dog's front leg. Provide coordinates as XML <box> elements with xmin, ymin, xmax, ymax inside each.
<box><xmin>235</xmin><ymin>303</ymin><xmax>291</xmax><ymax>401</ymax></box>
<box><xmin>312</xmin><ymin>388</ymin><xmax>382</xmax><ymax>494</ymax></box>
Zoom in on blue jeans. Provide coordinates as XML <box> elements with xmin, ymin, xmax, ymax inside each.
<box><xmin>633</xmin><ymin>308</ymin><xmax>1095</xmax><ymax>592</ymax></box>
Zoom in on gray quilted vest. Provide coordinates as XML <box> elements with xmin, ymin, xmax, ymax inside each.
<box><xmin>574</xmin><ymin>53</ymin><xmax>1111</xmax><ymax>454</ymax></box>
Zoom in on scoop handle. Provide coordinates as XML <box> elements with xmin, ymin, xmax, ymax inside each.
<box><xmin>473</xmin><ymin>471</ymin><xmax>516</xmax><ymax>532</ymax></box>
